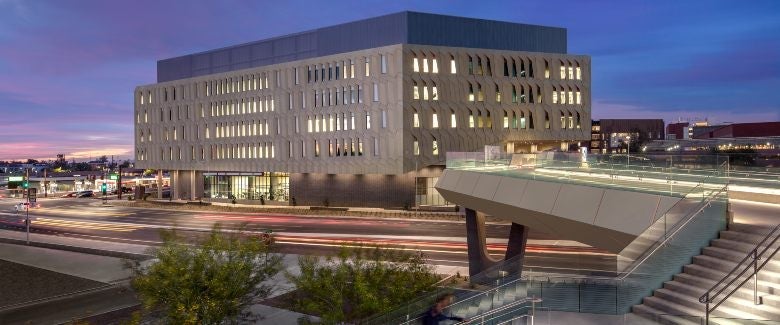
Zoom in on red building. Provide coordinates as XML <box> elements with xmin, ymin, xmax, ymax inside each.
<box><xmin>695</xmin><ymin>122</ymin><xmax>780</xmax><ymax>139</ymax></box>
<box><xmin>666</xmin><ymin>122</ymin><xmax>689</xmax><ymax>140</ymax></box>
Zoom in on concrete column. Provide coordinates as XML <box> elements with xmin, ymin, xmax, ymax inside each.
<box><xmin>192</xmin><ymin>170</ymin><xmax>204</xmax><ymax>200</ymax></box>
<box><xmin>170</xmin><ymin>170</ymin><xmax>179</xmax><ymax>200</ymax></box>
<box><xmin>156</xmin><ymin>170</ymin><xmax>163</xmax><ymax>199</ymax></box>
<box><xmin>465</xmin><ymin>209</ymin><xmax>530</xmax><ymax>279</ymax></box>
<box><xmin>465</xmin><ymin>208</ymin><xmax>498</xmax><ymax>277</ymax></box>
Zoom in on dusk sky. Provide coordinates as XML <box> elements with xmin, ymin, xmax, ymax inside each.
<box><xmin>0</xmin><ymin>0</ymin><xmax>778</xmax><ymax>161</ymax></box>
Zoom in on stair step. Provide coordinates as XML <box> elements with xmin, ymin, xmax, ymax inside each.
<box><xmin>710</xmin><ymin>238</ymin><xmax>778</xmax><ymax>254</ymax></box>
<box><xmin>728</xmin><ymin>223</ymin><xmax>777</xmax><ymax>236</ymax></box>
<box><xmin>673</xmin><ymin>273</ymin><xmax>780</xmax><ymax>307</ymax></box>
<box><xmin>719</xmin><ymin>230</ymin><xmax>771</xmax><ymax>246</ymax></box>
<box><xmin>702</xmin><ymin>246</ymin><xmax>780</xmax><ymax>272</ymax></box>
<box><xmin>656</xmin><ymin>286</ymin><xmax>780</xmax><ymax>321</ymax></box>
<box><xmin>631</xmin><ymin>304</ymin><xmax>700</xmax><ymax>325</ymax></box>
<box><xmin>692</xmin><ymin>255</ymin><xmax>780</xmax><ymax>282</ymax></box>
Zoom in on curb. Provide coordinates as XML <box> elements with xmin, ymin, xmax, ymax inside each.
<box><xmin>0</xmin><ymin>237</ymin><xmax>152</xmax><ymax>261</ymax></box>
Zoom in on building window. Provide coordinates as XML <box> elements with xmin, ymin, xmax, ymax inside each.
<box><xmin>413</xmin><ymin>57</ymin><xmax>420</xmax><ymax>72</ymax></box>
<box><xmin>423</xmin><ymin>86</ymin><xmax>429</xmax><ymax>100</ymax></box>
<box><xmin>450</xmin><ymin>55</ymin><xmax>457</xmax><ymax>74</ymax></box>
<box><xmin>365</xmin><ymin>57</ymin><xmax>370</xmax><ymax>76</ymax></box>
<box><xmin>503</xmin><ymin>111</ymin><xmax>509</xmax><ymax>129</ymax></box>
<box><xmin>382</xmin><ymin>110</ymin><xmax>387</xmax><ymax>128</ymax></box>
<box><xmin>469</xmin><ymin>112</ymin><xmax>475</xmax><ymax>128</ymax></box>
<box><xmin>468</xmin><ymin>84</ymin><xmax>475</xmax><ymax>102</ymax></box>
<box><xmin>413</xmin><ymin>139</ymin><xmax>420</xmax><ymax>156</ymax></box>
<box><xmin>366</xmin><ymin>112</ymin><xmax>371</xmax><ymax>129</ymax></box>
<box><xmin>373</xmin><ymin>83</ymin><xmax>379</xmax><ymax>102</ymax></box>
<box><xmin>560</xmin><ymin>66</ymin><xmax>566</xmax><ymax>79</ymax></box>
<box><xmin>432</xmin><ymin>58</ymin><xmax>438</xmax><ymax>73</ymax></box>
<box><xmin>432</xmin><ymin>139</ymin><xmax>439</xmax><ymax>156</ymax></box>
<box><xmin>422</xmin><ymin>58</ymin><xmax>429</xmax><ymax>73</ymax></box>
<box><xmin>431</xmin><ymin>85</ymin><xmax>438</xmax><ymax>101</ymax></box>
<box><xmin>450</xmin><ymin>112</ymin><xmax>457</xmax><ymax>128</ymax></box>
<box><xmin>380</xmin><ymin>54</ymin><xmax>387</xmax><ymax>74</ymax></box>
<box><xmin>477</xmin><ymin>83</ymin><xmax>484</xmax><ymax>102</ymax></box>
<box><xmin>576</xmin><ymin>66</ymin><xmax>582</xmax><ymax>80</ymax></box>
<box><xmin>432</xmin><ymin>113</ymin><xmax>439</xmax><ymax>128</ymax></box>
<box><xmin>495</xmin><ymin>84</ymin><xmax>501</xmax><ymax>103</ymax></box>
<box><xmin>576</xmin><ymin>91</ymin><xmax>582</xmax><ymax>105</ymax></box>
<box><xmin>413</xmin><ymin>84</ymin><xmax>420</xmax><ymax>100</ymax></box>
<box><xmin>413</xmin><ymin>113</ymin><xmax>420</xmax><ymax>128</ymax></box>
<box><xmin>373</xmin><ymin>137</ymin><xmax>379</xmax><ymax>156</ymax></box>
<box><xmin>350</xmin><ymin>59</ymin><xmax>355</xmax><ymax>78</ymax></box>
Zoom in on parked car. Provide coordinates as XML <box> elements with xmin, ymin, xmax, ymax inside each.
<box><xmin>76</xmin><ymin>190</ymin><xmax>94</xmax><ymax>198</ymax></box>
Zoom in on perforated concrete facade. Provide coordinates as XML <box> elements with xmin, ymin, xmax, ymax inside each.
<box><xmin>133</xmin><ymin>14</ymin><xmax>590</xmax><ymax>206</ymax></box>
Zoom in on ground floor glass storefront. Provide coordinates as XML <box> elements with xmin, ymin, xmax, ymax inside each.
<box><xmin>415</xmin><ymin>176</ymin><xmax>450</xmax><ymax>206</ymax></box>
<box><xmin>204</xmin><ymin>172</ymin><xmax>290</xmax><ymax>202</ymax></box>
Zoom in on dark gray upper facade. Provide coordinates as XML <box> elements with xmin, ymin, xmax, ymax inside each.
<box><xmin>157</xmin><ymin>11</ymin><xmax>568</xmax><ymax>82</ymax></box>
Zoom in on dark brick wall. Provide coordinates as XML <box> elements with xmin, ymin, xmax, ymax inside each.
<box><xmin>289</xmin><ymin>166</ymin><xmax>443</xmax><ymax>208</ymax></box>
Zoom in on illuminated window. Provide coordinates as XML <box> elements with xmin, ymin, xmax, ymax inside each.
<box><xmin>423</xmin><ymin>58</ymin><xmax>429</xmax><ymax>73</ymax></box>
<box><xmin>431</xmin><ymin>85</ymin><xmax>438</xmax><ymax>101</ymax></box>
<box><xmin>432</xmin><ymin>113</ymin><xmax>439</xmax><ymax>128</ymax></box>
<box><xmin>413</xmin><ymin>113</ymin><xmax>420</xmax><ymax>128</ymax></box>
<box><xmin>495</xmin><ymin>84</ymin><xmax>501</xmax><ymax>103</ymax></box>
<box><xmin>552</xmin><ymin>90</ymin><xmax>558</xmax><ymax>104</ymax></box>
<box><xmin>568</xmin><ymin>91</ymin><xmax>574</xmax><ymax>104</ymax></box>
<box><xmin>423</xmin><ymin>86</ymin><xmax>429</xmax><ymax>100</ymax></box>
<box><xmin>366</xmin><ymin>112</ymin><xmax>371</xmax><ymax>129</ymax></box>
<box><xmin>477</xmin><ymin>84</ymin><xmax>484</xmax><ymax>102</ymax></box>
<box><xmin>413</xmin><ymin>84</ymin><xmax>420</xmax><ymax>100</ymax></box>
<box><xmin>576</xmin><ymin>66</ymin><xmax>582</xmax><ymax>80</ymax></box>
<box><xmin>432</xmin><ymin>58</ymin><xmax>438</xmax><ymax>73</ymax></box>
<box><xmin>450</xmin><ymin>55</ymin><xmax>457</xmax><ymax>74</ymax></box>
<box><xmin>350</xmin><ymin>112</ymin><xmax>355</xmax><ymax>130</ymax></box>
<box><xmin>413</xmin><ymin>58</ymin><xmax>420</xmax><ymax>72</ymax></box>
<box><xmin>503</xmin><ymin>111</ymin><xmax>509</xmax><ymax>129</ymax></box>
<box><xmin>576</xmin><ymin>91</ymin><xmax>582</xmax><ymax>105</ymax></box>
<box><xmin>381</xmin><ymin>55</ymin><xmax>387</xmax><ymax>74</ymax></box>
<box><xmin>450</xmin><ymin>111</ymin><xmax>457</xmax><ymax>128</ymax></box>
<box><xmin>544</xmin><ymin>60</ymin><xmax>550</xmax><ymax>79</ymax></box>
<box><xmin>469</xmin><ymin>112</ymin><xmax>475</xmax><ymax>128</ymax></box>
<box><xmin>560</xmin><ymin>66</ymin><xmax>566</xmax><ymax>79</ymax></box>
<box><xmin>365</xmin><ymin>57</ymin><xmax>370</xmax><ymax>76</ymax></box>
<box><xmin>413</xmin><ymin>139</ymin><xmax>420</xmax><ymax>155</ymax></box>
<box><xmin>568</xmin><ymin>67</ymin><xmax>574</xmax><ymax>80</ymax></box>
<box><xmin>560</xmin><ymin>112</ymin><xmax>566</xmax><ymax>129</ymax></box>
<box><xmin>545</xmin><ymin>111</ymin><xmax>550</xmax><ymax>129</ymax></box>
<box><xmin>432</xmin><ymin>139</ymin><xmax>439</xmax><ymax>155</ymax></box>
<box><xmin>468</xmin><ymin>84</ymin><xmax>475</xmax><ymax>102</ymax></box>
<box><xmin>349</xmin><ymin>59</ymin><xmax>355</xmax><ymax>78</ymax></box>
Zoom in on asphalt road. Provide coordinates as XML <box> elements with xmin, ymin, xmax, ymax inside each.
<box><xmin>0</xmin><ymin>196</ymin><xmax>615</xmax><ymax>273</ymax></box>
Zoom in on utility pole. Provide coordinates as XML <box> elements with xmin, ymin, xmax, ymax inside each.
<box><xmin>25</xmin><ymin>168</ymin><xmax>30</xmax><ymax>245</ymax></box>
<box><xmin>117</xmin><ymin>166</ymin><xmax>123</xmax><ymax>200</ymax></box>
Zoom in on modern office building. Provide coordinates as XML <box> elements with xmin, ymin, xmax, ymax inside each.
<box><xmin>589</xmin><ymin>119</ymin><xmax>664</xmax><ymax>153</ymax></box>
<box><xmin>133</xmin><ymin>11</ymin><xmax>591</xmax><ymax>207</ymax></box>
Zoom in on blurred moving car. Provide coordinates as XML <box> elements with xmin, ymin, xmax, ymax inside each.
<box><xmin>76</xmin><ymin>190</ymin><xmax>94</xmax><ymax>198</ymax></box>
<box><xmin>14</xmin><ymin>202</ymin><xmax>40</xmax><ymax>212</ymax></box>
<box><xmin>61</xmin><ymin>191</ymin><xmax>78</xmax><ymax>198</ymax></box>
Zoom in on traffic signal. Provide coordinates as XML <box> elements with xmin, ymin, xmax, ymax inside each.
<box><xmin>101</xmin><ymin>183</ymin><xmax>107</xmax><ymax>194</ymax></box>
<box><xmin>23</xmin><ymin>181</ymin><xmax>29</xmax><ymax>189</ymax></box>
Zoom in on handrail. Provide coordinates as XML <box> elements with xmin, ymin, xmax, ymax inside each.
<box><xmin>699</xmin><ymin>223</ymin><xmax>780</xmax><ymax>324</ymax></box>
<box><xmin>452</xmin><ymin>297</ymin><xmax>536</xmax><ymax>325</ymax></box>
<box><xmin>617</xmin><ymin>186</ymin><xmax>726</xmax><ymax>280</ymax></box>
<box><xmin>399</xmin><ymin>273</ymin><xmax>529</xmax><ymax>325</ymax></box>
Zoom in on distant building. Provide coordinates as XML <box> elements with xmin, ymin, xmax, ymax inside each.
<box><xmin>590</xmin><ymin>119</ymin><xmax>665</xmax><ymax>153</ymax></box>
<box><xmin>666</xmin><ymin>122</ymin><xmax>689</xmax><ymax>140</ymax></box>
<box><xmin>694</xmin><ymin>122</ymin><xmax>780</xmax><ymax>139</ymax></box>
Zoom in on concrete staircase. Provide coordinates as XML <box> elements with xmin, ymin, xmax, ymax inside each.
<box><xmin>632</xmin><ymin>223</ymin><xmax>780</xmax><ymax>325</ymax></box>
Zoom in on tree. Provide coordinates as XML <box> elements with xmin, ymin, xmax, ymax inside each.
<box><xmin>98</xmin><ymin>155</ymin><xmax>109</xmax><ymax>163</ymax></box>
<box><xmin>287</xmin><ymin>245</ymin><xmax>440</xmax><ymax>323</ymax></box>
<box><xmin>127</xmin><ymin>225</ymin><xmax>283</xmax><ymax>324</ymax></box>
<box><xmin>119</xmin><ymin>160</ymin><xmax>131</xmax><ymax>168</ymax></box>
<box><xmin>72</xmin><ymin>162</ymin><xmax>92</xmax><ymax>171</ymax></box>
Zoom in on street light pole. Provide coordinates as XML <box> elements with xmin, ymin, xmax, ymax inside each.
<box><xmin>626</xmin><ymin>136</ymin><xmax>631</xmax><ymax>168</ymax></box>
<box><xmin>25</xmin><ymin>168</ymin><xmax>30</xmax><ymax>245</ymax></box>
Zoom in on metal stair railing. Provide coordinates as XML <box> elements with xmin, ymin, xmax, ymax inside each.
<box><xmin>453</xmin><ymin>296</ymin><xmax>542</xmax><ymax>325</ymax></box>
<box><xmin>699</xmin><ymin>223</ymin><xmax>780</xmax><ymax>325</ymax></box>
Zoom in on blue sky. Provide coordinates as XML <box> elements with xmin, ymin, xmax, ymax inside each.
<box><xmin>0</xmin><ymin>0</ymin><xmax>778</xmax><ymax>160</ymax></box>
